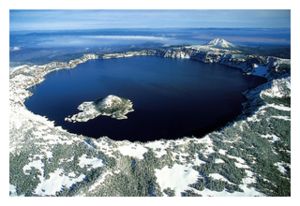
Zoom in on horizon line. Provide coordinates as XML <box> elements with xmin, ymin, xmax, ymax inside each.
<box><xmin>10</xmin><ymin>27</ymin><xmax>291</xmax><ymax>32</ymax></box>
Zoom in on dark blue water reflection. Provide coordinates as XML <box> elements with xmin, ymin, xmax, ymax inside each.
<box><xmin>25</xmin><ymin>56</ymin><xmax>266</xmax><ymax>141</ymax></box>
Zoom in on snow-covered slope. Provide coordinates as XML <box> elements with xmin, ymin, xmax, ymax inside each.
<box><xmin>9</xmin><ymin>43</ymin><xmax>290</xmax><ymax>197</ymax></box>
<box><xmin>207</xmin><ymin>38</ymin><xmax>235</xmax><ymax>49</ymax></box>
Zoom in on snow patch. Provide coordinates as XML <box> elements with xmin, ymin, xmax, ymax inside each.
<box><xmin>44</xmin><ymin>150</ymin><xmax>53</xmax><ymax>159</ymax></box>
<box><xmin>9</xmin><ymin>184</ymin><xmax>18</xmax><ymax>196</ymax></box>
<box><xmin>196</xmin><ymin>135</ymin><xmax>215</xmax><ymax>157</ymax></box>
<box><xmin>93</xmin><ymin>138</ymin><xmax>115</xmax><ymax>157</ymax></box>
<box><xmin>118</xmin><ymin>144</ymin><xmax>148</xmax><ymax>160</ymax></box>
<box><xmin>261</xmin><ymin>77</ymin><xmax>290</xmax><ymax>98</ymax></box>
<box><xmin>234</xmin><ymin>162</ymin><xmax>250</xmax><ymax>169</ymax></box>
<box><xmin>260</xmin><ymin>134</ymin><xmax>280</xmax><ymax>143</ymax></box>
<box><xmin>78</xmin><ymin>154</ymin><xmax>104</xmax><ymax>170</ymax></box>
<box><xmin>23</xmin><ymin>159</ymin><xmax>44</xmax><ymax>175</ymax></box>
<box><xmin>193</xmin><ymin>154</ymin><xmax>206</xmax><ymax>166</ymax></box>
<box><xmin>145</xmin><ymin>141</ymin><xmax>168</xmax><ymax>158</ymax></box>
<box><xmin>198</xmin><ymin>170</ymin><xmax>264</xmax><ymax>197</ymax></box>
<box><xmin>155</xmin><ymin>164</ymin><xmax>199</xmax><ymax>196</ymax></box>
<box><xmin>274</xmin><ymin>162</ymin><xmax>287</xmax><ymax>175</ymax></box>
<box><xmin>215</xmin><ymin>158</ymin><xmax>225</xmax><ymax>164</ymax></box>
<box><xmin>34</xmin><ymin>169</ymin><xmax>85</xmax><ymax>196</ymax></box>
<box><xmin>226</xmin><ymin>155</ymin><xmax>249</xmax><ymax>169</ymax></box>
<box><xmin>227</xmin><ymin>155</ymin><xmax>246</xmax><ymax>164</ymax></box>
<box><xmin>209</xmin><ymin>173</ymin><xmax>231</xmax><ymax>183</ymax></box>
<box><xmin>218</xmin><ymin>149</ymin><xmax>227</xmax><ymax>155</ymax></box>
<box><xmin>271</xmin><ymin>115</ymin><xmax>290</xmax><ymax>121</ymax></box>
<box><xmin>267</xmin><ymin>103</ymin><xmax>290</xmax><ymax>112</ymax></box>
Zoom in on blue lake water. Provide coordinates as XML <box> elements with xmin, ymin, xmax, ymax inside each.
<box><xmin>25</xmin><ymin>56</ymin><xmax>266</xmax><ymax>141</ymax></box>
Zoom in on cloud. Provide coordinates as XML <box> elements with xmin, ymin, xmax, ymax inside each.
<box><xmin>83</xmin><ymin>35</ymin><xmax>168</xmax><ymax>41</ymax></box>
<box><xmin>10</xmin><ymin>10</ymin><xmax>290</xmax><ymax>31</ymax></box>
<box><xmin>10</xmin><ymin>46</ymin><xmax>21</xmax><ymax>51</ymax></box>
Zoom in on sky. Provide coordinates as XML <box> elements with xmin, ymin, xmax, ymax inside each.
<box><xmin>10</xmin><ymin>10</ymin><xmax>290</xmax><ymax>31</ymax></box>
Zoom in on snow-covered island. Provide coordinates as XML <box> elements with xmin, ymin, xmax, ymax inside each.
<box><xmin>65</xmin><ymin>95</ymin><xmax>134</xmax><ymax>123</ymax></box>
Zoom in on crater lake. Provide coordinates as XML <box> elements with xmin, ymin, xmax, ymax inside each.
<box><xmin>25</xmin><ymin>56</ymin><xmax>266</xmax><ymax>141</ymax></box>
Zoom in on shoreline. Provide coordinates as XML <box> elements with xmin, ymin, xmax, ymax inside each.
<box><xmin>9</xmin><ymin>44</ymin><xmax>288</xmax><ymax>142</ymax></box>
<box><xmin>9</xmin><ymin>43</ymin><xmax>291</xmax><ymax>196</ymax></box>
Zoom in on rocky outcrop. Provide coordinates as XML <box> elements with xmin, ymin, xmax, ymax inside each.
<box><xmin>9</xmin><ymin>39</ymin><xmax>291</xmax><ymax>197</ymax></box>
<box><xmin>65</xmin><ymin>95</ymin><xmax>134</xmax><ymax>122</ymax></box>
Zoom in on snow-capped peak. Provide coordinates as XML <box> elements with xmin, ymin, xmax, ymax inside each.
<box><xmin>207</xmin><ymin>38</ymin><xmax>235</xmax><ymax>48</ymax></box>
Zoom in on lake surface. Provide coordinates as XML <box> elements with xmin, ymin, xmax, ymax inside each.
<box><xmin>25</xmin><ymin>56</ymin><xmax>266</xmax><ymax>141</ymax></box>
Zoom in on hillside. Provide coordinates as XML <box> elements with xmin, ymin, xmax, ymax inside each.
<box><xmin>9</xmin><ymin>40</ymin><xmax>290</xmax><ymax>196</ymax></box>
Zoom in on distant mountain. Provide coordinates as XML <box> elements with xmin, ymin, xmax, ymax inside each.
<box><xmin>207</xmin><ymin>38</ymin><xmax>235</xmax><ymax>49</ymax></box>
